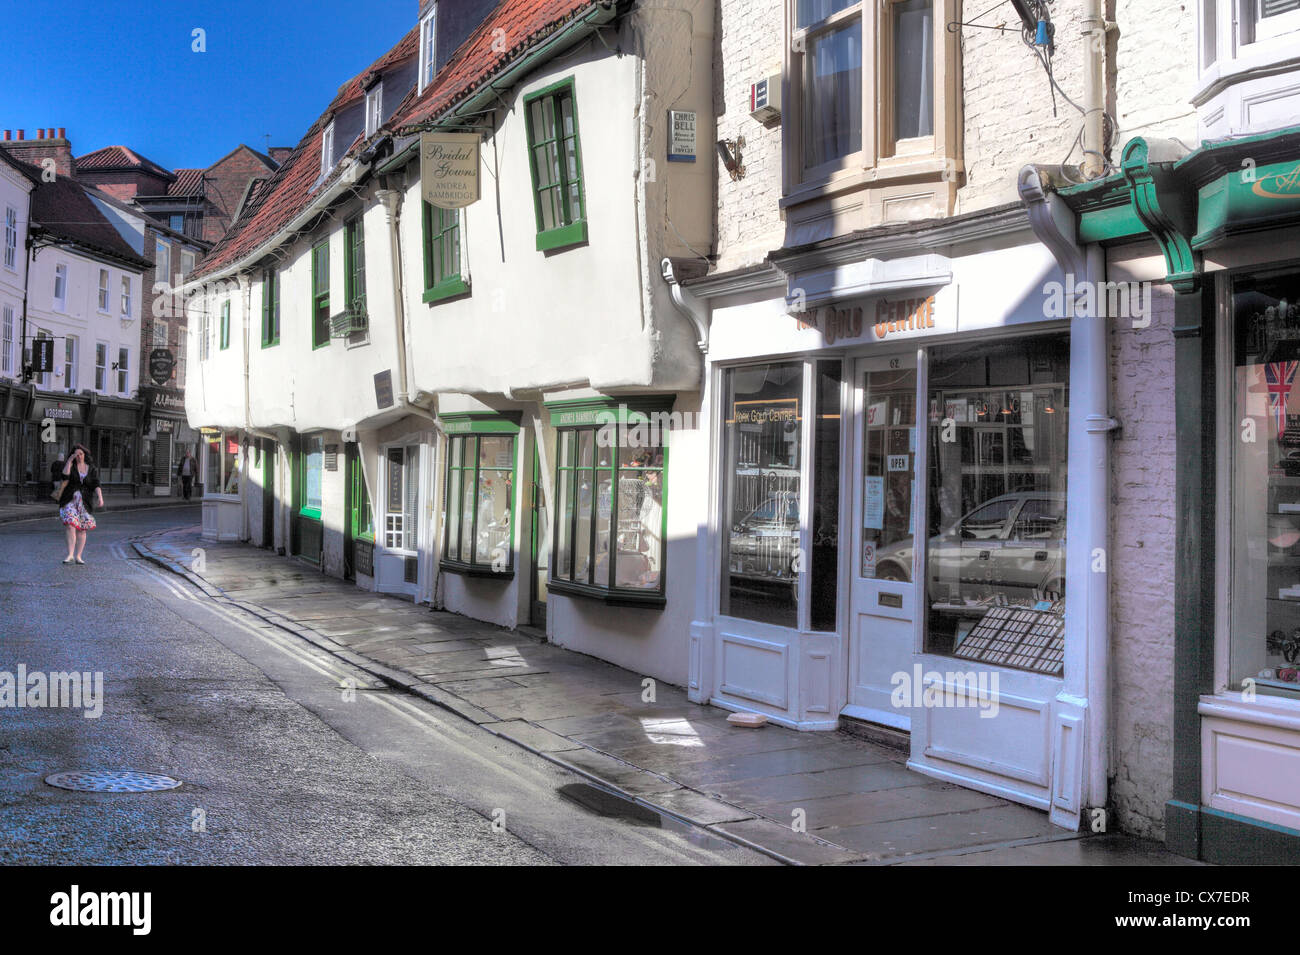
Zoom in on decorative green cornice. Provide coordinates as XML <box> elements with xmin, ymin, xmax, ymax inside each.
<box><xmin>1121</xmin><ymin>138</ymin><xmax>1199</xmax><ymax>288</ymax></box>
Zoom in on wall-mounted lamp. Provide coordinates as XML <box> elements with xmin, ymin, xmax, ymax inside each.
<box><xmin>716</xmin><ymin>136</ymin><xmax>746</xmax><ymax>181</ymax></box>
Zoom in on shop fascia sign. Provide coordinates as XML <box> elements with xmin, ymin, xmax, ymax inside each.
<box><xmin>1195</xmin><ymin>156</ymin><xmax>1300</xmax><ymax>247</ymax></box>
<box><xmin>149</xmin><ymin>389</ymin><xmax>184</xmax><ymax>412</ymax></box>
<box><xmin>791</xmin><ymin>294</ymin><xmax>940</xmax><ymax>345</ymax></box>
<box><xmin>421</xmin><ymin>131</ymin><xmax>481</xmax><ymax>209</ymax></box>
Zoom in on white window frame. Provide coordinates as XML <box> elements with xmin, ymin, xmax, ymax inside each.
<box><xmin>366</xmin><ymin>83</ymin><xmax>384</xmax><ymax>137</ymax></box>
<box><xmin>199</xmin><ymin>306</ymin><xmax>211</xmax><ymax>361</ymax></box>
<box><xmin>3</xmin><ymin>206</ymin><xmax>16</xmax><ymax>271</ymax></box>
<box><xmin>155</xmin><ymin>239</ymin><xmax>171</xmax><ymax>291</ymax></box>
<box><xmin>153</xmin><ymin>321</ymin><xmax>168</xmax><ymax>348</ymax></box>
<box><xmin>95</xmin><ymin>341</ymin><xmax>108</xmax><ymax>392</ymax></box>
<box><xmin>53</xmin><ymin>263</ymin><xmax>67</xmax><ymax>311</ymax></box>
<box><xmin>63</xmin><ymin>335</ymin><xmax>78</xmax><ymax>391</ymax></box>
<box><xmin>419</xmin><ymin>7</ymin><xmax>438</xmax><ymax>92</ymax></box>
<box><xmin>1250</xmin><ymin>0</ymin><xmax>1300</xmax><ymax>41</ymax></box>
<box><xmin>121</xmin><ymin>276</ymin><xmax>132</xmax><ymax>316</ymax></box>
<box><xmin>97</xmin><ymin>268</ymin><xmax>110</xmax><ymax>312</ymax></box>
<box><xmin>116</xmin><ymin>346</ymin><xmax>130</xmax><ymax>394</ymax></box>
<box><xmin>321</xmin><ymin>122</ymin><xmax>336</xmax><ymax>177</ymax></box>
<box><xmin>1</xmin><ymin>304</ymin><xmax>13</xmax><ymax>375</ymax></box>
<box><xmin>383</xmin><ymin>443</ymin><xmax>421</xmax><ymax>553</ymax></box>
<box><xmin>181</xmin><ymin>249</ymin><xmax>196</xmax><ymax>278</ymax></box>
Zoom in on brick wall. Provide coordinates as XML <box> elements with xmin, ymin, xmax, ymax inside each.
<box><xmin>712</xmin><ymin>1</ymin><xmax>1198</xmax><ymax>263</ymax></box>
<box><xmin>712</xmin><ymin>0</ymin><xmax>786</xmax><ymax>273</ymax></box>
<box><xmin>200</xmin><ymin>147</ymin><xmax>277</xmax><ymax>242</ymax></box>
<box><xmin>1108</xmin><ymin>263</ymin><xmax>1177</xmax><ymax>840</ymax></box>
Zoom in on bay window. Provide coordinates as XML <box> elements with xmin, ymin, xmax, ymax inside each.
<box><xmin>205</xmin><ymin>430</ymin><xmax>242</xmax><ymax>498</ymax></box>
<box><xmin>787</xmin><ymin>0</ymin><xmax>957</xmax><ymax>199</ymax></box>
<box><xmin>442</xmin><ymin>415</ymin><xmax>517</xmax><ymax>574</ymax></box>
<box><xmin>548</xmin><ymin>400</ymin><xmax>669</xmax><ymax>603</ymax></box>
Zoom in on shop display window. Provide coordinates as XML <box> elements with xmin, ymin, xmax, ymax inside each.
<box><xmin>1230</xmin><ymin>272</ymin><xmax>1300</xmax><ymax>698</ymax></box>
<box><xmin>443</xmin><ymin>433</ymin><xmax>514</xmax><ymax>571</ymax></box>
<box><xmin>923</xmin><ymin>334</ymin><xmax>1070</xmax><ymax>671</ymax></box>
<box><xmin>721</xmin><ymin>362</ymin><xmax>804</xmax><ymax>626</ymax></box>
<box><xmin>551</xmin><ymin>420</ymin><xmax>665</xmax><ymax>598</ymax></box>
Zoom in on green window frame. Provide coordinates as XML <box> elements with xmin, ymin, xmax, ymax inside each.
<box><xmin>311</xmin><ymin>240</ymin><xmax>330</xmax><ymax>349</ymax></box>
<box><xmin>523</xmin><ymin>78</ymin><xmax>587</xmax><ymax>252</ymax></box>
<box><xmin>219</xmin><ymin>299</ymin><xmax>230</xmax><ymax>350</ymax></box>
<box><xmin>261</xmin><ymin>267</ymin><xmax>280</xmax><ymax>347</ymax></box>
<box><xmin>350</xmin><ymin>451</ymin><xmax>373</xmax><ymax>542</ymax></box>
<box><xmin>441</xmin><ymin>414</ymin><xmax>519</xmax><ymax>577</ymax></box>
<box><xmin>422</xmin><ymin>201</ymin><xmax>468</xmax><ymax>302</ymax></box>
<box><xmin>345</xmin><ymin>216</ymin><xmax>366</xmax><ymax>314</ymax></box>
<box><xmin>299</xmin><ymin>434</ymin><xmax>324</xmax><ymax>520</ymax></box>
<box><xmin>546</xmin><ymin>399</ymin><xmax>670</xmax><ymax>606</ymax></box>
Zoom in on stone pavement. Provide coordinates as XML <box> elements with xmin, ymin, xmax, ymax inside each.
<box><xmin>0</xmin><ymin>494</ymin><xmax>199</xmax><ymax>525</ymax></box>
<box><xmin>133</xmin><ymin>525</ymin><xmax>1198</xmax><ymax>866</ymax></box>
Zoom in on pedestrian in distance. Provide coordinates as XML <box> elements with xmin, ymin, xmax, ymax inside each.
<box><xmin>177</xmin><ymin>448</ymin><xmax>197</xmax><ymax>500</ymax></box>
<box><xmin>57</xmin><ymin>444</ymin><xmax>102</xmax><ymax>565</ymax></box>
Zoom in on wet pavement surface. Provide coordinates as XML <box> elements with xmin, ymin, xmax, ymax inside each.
<box><xmin>127</xmin><ymin>520</ymin><xmax>1197</xmax><ymax>866</ymax></box>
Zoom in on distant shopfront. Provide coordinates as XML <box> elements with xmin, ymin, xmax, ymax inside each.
<box><xmin>689</xmin><ymin>220</ymin><xmax>1106</xmax><ymax>830</ymax></box>
<box><xmin>140</xmin><ymin>386</ymin><xmax>196</xmax><ymax>495</ymax></box>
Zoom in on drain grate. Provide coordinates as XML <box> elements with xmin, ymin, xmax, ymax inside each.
<box><xmin>45</xmin><ymin>771</ymin><xmax>182</xmax><ymax>793</ymax></box>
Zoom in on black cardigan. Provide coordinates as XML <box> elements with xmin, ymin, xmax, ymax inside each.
<box><xmin>57</xmin><ymin>464</ymin><xmax>101</xmax><ymax>513</ymax></box>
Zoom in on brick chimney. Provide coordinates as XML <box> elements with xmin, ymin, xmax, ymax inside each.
<box><xmin>3</xmin><ymin>127</ymin><xmax>74</xmax><ymax>178</ymax></box>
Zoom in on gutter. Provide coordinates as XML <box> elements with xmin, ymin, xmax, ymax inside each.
<box><xmin>376</xmin><ymin>0</ymin><xmax>620</xmax><ymax>176</ymax></box>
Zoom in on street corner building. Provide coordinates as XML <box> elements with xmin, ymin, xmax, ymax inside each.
<box><xmin>179</xmin><ymin>0</ymin><xmax>1300</xmax><ymax>864</ymax></box>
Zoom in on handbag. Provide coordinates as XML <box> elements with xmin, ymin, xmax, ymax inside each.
<box><xmin>51</xmin><ymin>479</ymin><xmax>67</xmax><ymax>503</ymax></box>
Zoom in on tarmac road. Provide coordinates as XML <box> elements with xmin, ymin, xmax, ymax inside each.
<box><xmin>0</xmin><ymin>506</ymin><xmax>770</xmax><ymax>865</ymax></box>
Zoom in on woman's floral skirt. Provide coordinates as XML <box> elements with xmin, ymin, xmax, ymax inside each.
<box><xmin>59</xmin><ymin>492</ymin><xmax>96</xmax><ymax>531</ymax></box>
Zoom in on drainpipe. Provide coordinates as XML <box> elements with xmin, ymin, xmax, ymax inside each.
<box><xmin>1081</xmin><ymin>0</ymin><xmax>1111</xmax><ymax>180</ymax></box>
<box><xmin>239</xmin><ymin>271</ymin><xmax>253</xmax><ymax>543</ymax></box>
<box><xmin>1019</xmin><ymin>165</ymin><xmax>1116</xmax><ymax>824</ymax></box>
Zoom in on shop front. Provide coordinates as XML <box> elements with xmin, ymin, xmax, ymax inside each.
<box><xmin>21</xmin><ymin>391</ymin><xmax>90</xmax><ymax>491</ymax></box>
<box><xmin>200</xmin><ymin>427</ymin><xmax>243</xmax><ymax>540</ymax></box>
<box><xmin>692</xmin><ymin>223</ymin><xmax>1109</xmax><ymax>828</ymax></box>
<box><xmin>140</xmin><ymin>386</ymin><xmax>195</xmax><ymax>496</ymax></box>
<box><xmin>1077</xmin><ymin>129</ymin><xmax>1300</xmax><ymax>862</ymax></box>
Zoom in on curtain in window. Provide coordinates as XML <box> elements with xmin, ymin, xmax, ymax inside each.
<box><xmin>804</xmin><ymin>18</ymin><xmax>862</xmax><ymax>169</ymax></box>
<box><xmin>893</xmin><ymin>0</ymin><xmax>934</xmax><ymax>141</ymax></box>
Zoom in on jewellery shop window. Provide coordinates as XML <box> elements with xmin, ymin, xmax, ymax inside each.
<box><xmin>1231</xmin><ymin>271</ymin><xmax>1300</xmax><ymax>700</ymax></box>
<box><xmin>442</xmin><ymin>418</ymin><xmax>517</xmax><ymax>576</ymax></box>
<box><xmin>924</xmin><ymin>334</ymin><xmax>1069</xmax><ymax>674</ymax></box>
<box><xmin>549</xmin><ymin>403</ymin><xmax>668</xmax><ymax>604</ymax></box>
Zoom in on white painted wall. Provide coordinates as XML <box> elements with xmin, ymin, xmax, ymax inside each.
<box><xmin>0</xmin><ymin>164</ymin><xmax>31</xmax><ymax>380</ymax></box>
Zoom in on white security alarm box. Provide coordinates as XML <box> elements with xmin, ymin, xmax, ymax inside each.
<box><xmin>750</xmin><ymin>75</ymin><xmax>781</xmax><ymax>122</ymax></box>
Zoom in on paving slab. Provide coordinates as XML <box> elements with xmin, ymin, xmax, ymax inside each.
<box><xmin>822</xmin><ymin>804</ymin><xmax>1063</xmax><ymax>860</ymax></box>
<box><xmin>480</xmin><ymin>720</ymin><xmax>586</xmax><ymax>753</ymax></box>
<box><xmin>759</xmin><ymin>782</ymin><xmax>1005</xmax><ymax>830</ymax></box>
<box><xmin>710</xmin><ymin>817</ymin><xmax>867</xmax><ymax>866</ymax></box>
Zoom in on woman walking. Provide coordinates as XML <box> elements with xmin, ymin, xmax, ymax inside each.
<box><xmin>57</xmin><ymin>444</ymin><xmax>103</xmax><ymax>565</ymax></box>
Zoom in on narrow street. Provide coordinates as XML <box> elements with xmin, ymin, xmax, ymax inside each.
<box><xmin>0</xmin><ymin>507</ymin><xmax>770</xmax><ymax>865</ymax></box>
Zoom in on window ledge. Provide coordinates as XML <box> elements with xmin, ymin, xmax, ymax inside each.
<box><xmin>781</xmin><ymin>158</ymin><xmax>956</xmax><ymax>210</ymax></box>
<box><xmin>439</xmin><ymin>559</ymin><xmax>514</xmax><ymax>580</ymax></box>
<box><xmin>1193</xmin><ymin>46</ymin><xmax>1300</xmax><ymax>107</ymax></box>
<box><xmin>536</xmin><ymin>220</ymin><xmax>588</xmax><ymax>253</ymax></box>
<box><xmin>547</xmin><ymin>577</ymin><xmax>665</xmax><ymax>608</ymax></box>
<box><xmin>423</xmin><ymin>276</ymin><xmax>470</xmax><ymax>304</ymax></box>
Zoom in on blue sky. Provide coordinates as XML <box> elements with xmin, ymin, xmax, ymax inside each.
<box><xmin>2</xmin><ymin>0</ymin><xmax>416</xmax><ymax>170</ymax></box>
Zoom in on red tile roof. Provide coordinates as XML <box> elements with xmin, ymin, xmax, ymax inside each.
<box><xmin>169</xmin><ymin>168</ymin><xmax>204</xmax><ymax>197</ymax></box>
<box><xmin>75</xmin><ymin>145</ymin><xmax>174</xmax><ymax>181</ymax></box>
<box><xmin>193</xmin><ymin>28</ymin><xmax>419</xmax><ymax>278</ymax></box>
<box><xmin>194</xmin><ymin>0</ymin><xmax>605</xmax><ymax>279</ymax></box>
<box><xmin>389</xmin><ymin>0</ymin><xmax>602</xmax><ymax>132</ymax></box>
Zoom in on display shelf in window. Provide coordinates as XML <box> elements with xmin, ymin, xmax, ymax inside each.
<box><xmin>440</xmin><ymin>412</ymin><xmax>519</xmax><ymax>578</ymax></box>
<box><xmin>545</xmin><ymin>397</ymin><xmax>671</xmax><ymax>607</ymax></box>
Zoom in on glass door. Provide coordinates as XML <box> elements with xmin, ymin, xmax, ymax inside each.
<box><xmin>846</xmin><ymin>352</ymin><xmax>920</xmax><ymax>729</ymax></box>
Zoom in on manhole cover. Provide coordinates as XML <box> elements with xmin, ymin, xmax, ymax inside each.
<box><xmin>45</xmin><ymin>771</ymin><xmax>182</xmax><ymax>793</ymax></box>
